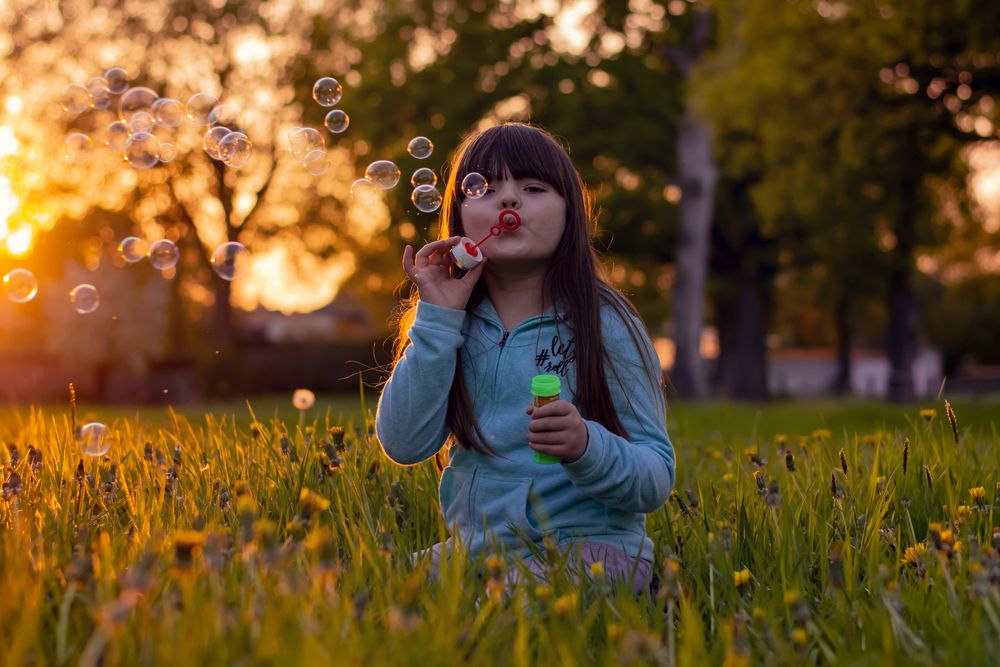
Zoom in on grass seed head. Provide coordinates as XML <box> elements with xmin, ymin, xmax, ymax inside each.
<box><xmin>839</xmin><ymin>449</ymin><xmax>848</xmax><ymax>475</ymax></box>
<box><xmin>944</xmin><ymin>400</ymin><xmax>958</xmax><ymax>444</ymax></box>
<box><xmin>902</xmin><ymin>437</ymin><xmax>909</xmax><ymax>474</ymax></box>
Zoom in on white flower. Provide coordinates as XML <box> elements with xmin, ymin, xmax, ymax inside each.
<box><xmin>293</xmin><ymin>389</ymin><xmax>315</xmax><ymax>410</ymax></box>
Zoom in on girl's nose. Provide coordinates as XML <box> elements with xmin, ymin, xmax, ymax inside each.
<box><xmin>499</xmin><ymin>191</ymin><xmax>520</xmax><ymax>210</ymax></box>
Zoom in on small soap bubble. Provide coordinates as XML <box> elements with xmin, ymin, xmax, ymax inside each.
<box><xmin>148</xmin><ymin>239</ymin><xmax>180</xmax><ymax>270</ymax></box>
<box><xmin>157</xmin><ymin>142</ymin><xmax>177</xmax><ymax>163</ymax></box>
<box><xmin>186</xmin><ymin>92</ymin><xmax>218</xmax><ymax>126</ymax></box>
<box><xmin>118</xmin><ymin>86</ymin><xmax>157</xmax><ymax>122</ymax></box>
<box><xmin>104</xmin><ymin>67</ymin><xmax>129</xmax><ymax>95</ymax></box>
<box><xmin>63</xmin><ymin>133</ymin><xmax>93</xmax><ymax>163</ymax></box>
<box><xmin>86</xmin><ymin>77</ymin><xmax>112</xmax><ymax>110</ymax></box>
<box><xmin>411</xmin><ymin>184</ymin><xmax>443</xmax><ymax>213</ymax></box>
<box><xmin>105</xmin><ymin>121</ymin><xmax>130</xmax><ymax>152</ymax></box>
<box><xmin>350</xmin><ymin>178</ymin><xmax>381</xmax><ymax>204</ymax></box>
<box><xmin>127</xmin><ymin>110</ymin><xmax>155</xmax><ymax>133</ymax></box>
<box><xmin>305</xmin><ymin>154</ymin><xmax>329</xmax><ymax>176</ymax></box>
<box><xmin>203</xmin><ymin>126</ymin><xmax>231</xmax><ymax>160</ymax></box>
<box><xmin>410</xmin><ymin>167</ymin><xmax>437</xmax><ymax>187</ymax></box>
<box><xmin>288</xmin><ymin>127</ymin><xmax>324</xmax><ymax>161</ymax></box>
<box><xmin>312</xmin><ymin>77</ymin><xmax>343</xmax><ymax>107</ymax></box>
<box><xmin>209</xmin><ymin>104</ymin><xmax>239</xmax><ymax>127</ymax></box>
<box><xmin>461</xmin><ymin>172</ymin><xmax>489</xmax><ymax>199</ymax></box>
<box><xmin>70</xmin><ymin>284</ymin><xmax>100</xmax><ymax>314</ymax></box>
<box><xmin>324</xmin><ymin>109</ymin><xmax>350</xmax><ymax>133</ymax></box>
<box><xmin>219</xmin><ymin>131</ymin><xmax>252</xmax><ymax>168</ymax></box>
<box><xmin>211</xmin><ymin>242</ymin><xmax>250</xmax><ymax>281</ymax></box>
<box><xmin>407</xmin><ymin>136</ymin><xmax>434</xmax><ymax>159</ymax></box>
<box><xmin>118</xmin><ymin>237</ymin><xmax>147</xmax><ymax>263</ymax></box>
<box><xmin>61</xmin><ymin>84</ymin><xmax>90</xmax><ymax>115</ymax></box>
<box><xmin>365</xmin><ymin>160</ymin><xmax>401</xmax><ymax>190</ymax></box>
<box><xmin>125</xmin><ymin>131</ymin><xmax>159</xmax><ymax>169</ymax></box>
<box><xmin>3</xmin><ymin>269</ymin><xmax>38</xmax><ymax>303</ymax></box>
<box><xmin>80</xmin><ymin>422</ymin><xmax>110</xmax><ymax>457</ymax></box>
<box><xmin>152</xmin><ymin>97</ymin><xmax>185</xmax><ymax>127</ymax></box>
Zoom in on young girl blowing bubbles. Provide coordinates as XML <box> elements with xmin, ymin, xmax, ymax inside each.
<box><xmin>376</xmin><ymin>123</ymin><xmax>675</xmax><ymax>596</ymax></box>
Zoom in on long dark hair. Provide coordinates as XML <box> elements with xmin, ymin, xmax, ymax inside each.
<box><xmin>388</xmin><ymin>123</ymin><xmax>664</xmax><ymax>471</ymax></box>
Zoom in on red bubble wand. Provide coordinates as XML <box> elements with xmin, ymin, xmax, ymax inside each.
<box><xmin>451</xmin><ymin>209</ymin><xmax>521</xmax><ymax>268</ymax></box>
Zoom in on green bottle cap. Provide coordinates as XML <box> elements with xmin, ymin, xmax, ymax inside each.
<box><xmin>530</xmin><ymin>374</ymin><xmax>561</xmax><ymax>398</ymax></box>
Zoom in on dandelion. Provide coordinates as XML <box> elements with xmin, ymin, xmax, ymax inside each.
<box><xmin>791</xmin><ymin>627</ymin><xmax>808</xmax><ymax>647</ymax></box>
<box><xmin>784</xmin><ymin>450</ymin><xmax>796</xmax><ymax>472</ymax></box>
<box><xmin>293</xmin><ymin>389</ymin><xmax>315</xmax><ymax>410</ymax></box>
<box><xmin>552</xmin><ymin>592</ymin><xmax>577</xmax><ymax>616</ymax></box>
<box><xmin>944</xmin><ymin>400</ymin><xmax>958</xmax><ymax>444</ymax></box>
<box><xmin>172</xmin><ymin>530</ymin><xmax>205</xmax><ymax>568</ymax></box>
<box><xmin>839</xmin><ymin>448</ymin><xmax>848</xmax><ymax>475</ymax></box>
<box><xmin>753</xmin><ymin>470</ymin><xmax>767</xmax><ymax>497</ymax></box>
<box><xmin>657</xmin><ymin>558</ymin><xmax>683</xmax><ymax>603</ymax></box>
<box><xmin>733</xmin><ymin>567</ymin><xmax>751</xmax><ymax>588</ymax></box>
<box><xmin>969</xmin><ymin>486</ymin><xmax>987</xmax><ymax>507</ymax></box>
<box><xmin>297</xmin><ymin>488</ymin><xmax>331</xmax><ymax>520</ymax></box>
<box><xmin>920</xmin><ymin>408</ymin><xmax>936</xmax><ymax>426</ymax></box>
<box><xmin>534</xmin><ymin>584</ymin><xmax>551</xmax><ymax>599</ymax></box>
<box><xmin>774</xmin><ymin>434</ymin><xmax>788</xmax><ymax>448</ymax></box>
<box><xmin>902</xmin><ymin>437</ymin><xmax>909</xmax><ymax>474</ymax></box>
<box><xmin>812</xmin><ymin>429</ymin><xmax>832</xmax><ymax>443</ymax></box>
<box><xmin>783</xmin><ymin>589</ymin><xmax>801</xmax><ymax>606</ymax></box>
<box><xmin>748</xmin><ymin>452</ymin><xmax>766</xmax><ymax>468</ymax></box>
<box><xmin>2</xmin><ymin>469</ymin><xmax>23</xmax><ymax>500</ymax></box>
<box><xmin>900</xmin><ymin>543</ymin><xmax>926</xmax><ymax>566</ymax></box>
<box><xmin>589</xmin><ymin>560</ymin><xmax>605</xmax><ymax>578</ymax></box>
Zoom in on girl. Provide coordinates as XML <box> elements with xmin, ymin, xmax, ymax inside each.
<box><xmin>376</xmin><ymin>123</ymin><xmax>675</xmax><ymax>596</ymax></box>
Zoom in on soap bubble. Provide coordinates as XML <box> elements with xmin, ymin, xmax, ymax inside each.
<box><xmin>407</xmin><ymin>136</ymin><xmax>434</xmax><ymax>159</ymax></box>
<box><xmin>118</xmin><ymin>237</ymin><xmax>147</xmax><ymax>263</ymax></box>
<box><xmin>3</xmin><ymin>269</ymin><xmax>38</xmax><ymax>303</ymax></box>
<box><xmin>411</xmin><ymin>184</ymin><xmax>443</xmax><ymax>213</ymax></box>
<box><xmin>461</xmin><ymin>172</ymin><xmax>489</xmax><ymax>199</ymax></box>
<box><xmin>186</xmin><ymin>92</ymin><xmax>218</xmax><ymax>125</ymax></box>
<box><xmin>288</xmin><ymin>127</ymin><xmax>324</xmax><ymax>161</ymax></box>
<box><xmin>324</xmin><ymin>109</ymin><xmax>350</xmax><ymax>133</ymax></box>
<box><xmin>350</xmin><ymin>178</ymin><xmax>381</xmax><ymax>204</ymax></box>
<box><xmin>61</xmin><ymin>84</ymin><xmax>90</xmax><ymax>115</ymax></box>
<box><xmin>365</xmin><ymin>160</ymin><xmax>401</xmax><ymax>189</ymax></box>
<box><xmin>312</xmin><ymin>77</ymin><xmax>343</xmax><ymax>107</ymax></box>
<box><xmin>152</xmin><ymin>97</ymin><xmax>185</xmax><ymax>127</ymax></box>
<box><xmin>70</xmin><ymin>284</ymin><xmax>100</xmax><ymax>314</ymax></box>
<box><xmin>203</xmin><ymin>126</ymin><xmax>231</xmax><ymax>160</ymax></box>
<box><xmin>305</xmin><ymin>154</ymin><xmax>328</xmax><ymax>176</ymax></box>
<box><xmin>410</xmin><ymin>167</ymin><xmax>437</xmax><ymax>187</ymax></box>
<box><xmin>105</xmin><ymin>121</ymin><xmax>130</xmax><ymax>152</ymax></box>
<box><xmin>148</xmin><ymin>239</ymin><xmax>180</xmax><ymax>270</ymax></box>
<box><xmin>209</xmin><ymin>104</ymin><xmax>239</xmax><ymax>127</ymax></box>
<box><xmin>125</xmin><ymin>131</ymin><xmax>159</xmax><ymax>169</ymax></box>
<box><xmin>127</xmin><ymin>110</ymin><xmax>155</xmax><ymax>133</ymax></box>
<box><xmin>104</xmin><ymin>67</ymin><xmax>129</xmax><ymax>94</ymax></box>
<box><xmin>157</xmin><ymin>142</ymin><xmax>177</xmax><ymax>163</ymax></box>
<box><xmin>211</xmin><ymin>242</ymin><xmax>250</xmax><ymax>281</ymax></box>
<box><xmin>119</xmin><ymin>87</ymin><xmax>157</xmax><ymax>122</ymax></box>
<box><xmin>86</xmin><ymin>76</ymin><xmax>112</xmax><ymax>111</ymax></box>
<box><xmin>80</xmin><ymin>422</ymin><xmax>110</xmax><ymax>457</ymax></box>
<box><xmin>63</xmin><ymin>133</ymin><xmax>92</xmax><ymax>163</ymax></box>
<box><xmin>219</xmin><ymin>131</ymin><xmax>252</xmax><ymax>168</ymax></box>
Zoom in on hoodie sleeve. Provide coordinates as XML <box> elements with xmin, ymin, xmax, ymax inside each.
<box><xmin>375</xmin><ymin>300</ymin><xmax>467</xmax><ymax>465</ymax></box>
<box><xmin>561</xmin><ymin>306</ymin><xmax>675</xmax><ymax>513</ymax></box>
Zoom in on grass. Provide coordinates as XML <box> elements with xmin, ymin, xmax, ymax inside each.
<box><xmin>0</xmin><ymin>394</ymin><xmax>998</xmax><ymax>665</ymax></box>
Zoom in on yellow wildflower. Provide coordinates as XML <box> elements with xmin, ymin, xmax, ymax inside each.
<box><xmin>900</xmin><ymin>543</ymin><xmax>926</xmax><ymax>566</ymax></box>
<box><xmin>553</xmin><ymin>592</ymin><xmax>577</xmax><ymax>616</ymax></box>
<box><xmin>969</xmin><ymin>487</ymin><xmax>987</xmax><ymax>505</ymax></box>
<box><xmin>589</xmin><ymin>560</ymin><xmax>605</xmax><ymax>578</ymax></box>
<box><xmin>534</xmin><ymin>584</ymin><xmax>551</xmax><ymax>599</ymax></box>
<box><xmin>723</xmin><ymin>653</ymin><xmax>751</xmax><ymax>667</ymax></box>
<box><xmin>484</xmin><ymin>554</ymin><xmax>505</xmax><ymax>575</ymax></box>
<box><xmin>920</xmin><ymin>408</ymin><xmax>936</xmax><ymax>424</ymax></box>
<box><xmin>783</xmin><ymin>589</ymin><xmax>800</xmax><ymax>606</ymax></box>
<box><xmin>751</xmin><ymin>607</ymin><xmax>766</xmax><ymax>621</ymax></box>
<box><xmin>791</xmin><ymin>627</ymin><xmax>808</xmax><ymax>646</ymax></box>
<box><xmin>733</xmin><ymin>568</ymin><xmax>751</xmax><ymax>588</ymax></box>
<box><xmin>812</xmin><ymin>429</ymin><xmax>832</xmax><ymax>442</ymax></box>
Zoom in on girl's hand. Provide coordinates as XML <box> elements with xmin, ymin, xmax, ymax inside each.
<box><xmin>525</xmin><ymin>400</ymin><xmax>589</xmax><ymax>463</ymax></box>
<box><xmin>403</xmin><ymin>237</ymin><xmax>486</xmax><ymax>311</ymax></box>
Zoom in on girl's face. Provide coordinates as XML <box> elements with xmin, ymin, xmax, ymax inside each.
<box><xmin>458</xmin><ymin>172</ymin><xmax>567</xmax><ymax>268</ymax></box>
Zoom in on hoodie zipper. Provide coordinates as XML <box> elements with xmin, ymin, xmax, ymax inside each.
<box><xmin>498</xmin><ymin>331</ymin><xmax>509</xmax><ymax>348</ymax></box>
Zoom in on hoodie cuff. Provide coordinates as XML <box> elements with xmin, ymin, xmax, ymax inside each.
<box><xmin>413</xmin><ymin>300</ymin><xmax>467</xmax><ymax>333</ymax></box>
<box><xmin>561</xmin><ymin>420</ymin><xmax>606</xmax><ymax>480</ymax></box>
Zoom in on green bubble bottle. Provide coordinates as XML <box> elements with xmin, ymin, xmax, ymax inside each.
<box><xmin>531</xmin><ymin>374</ymin><xmax>563</xmax><ymax>464</ymax></box>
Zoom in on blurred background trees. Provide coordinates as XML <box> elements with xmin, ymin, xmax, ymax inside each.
<box><xmin>0</xmin><ymin>0</ymin><xmax>998</xmax><ymax>402</ymax></box>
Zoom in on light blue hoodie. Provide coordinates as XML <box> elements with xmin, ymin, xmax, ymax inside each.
<box><xmin>376</xmin><ymin>293</ymin><xmax>675</xmax><ymax>562</ymax></box>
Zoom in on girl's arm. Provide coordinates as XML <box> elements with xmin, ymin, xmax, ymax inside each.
<box><xmin>561</xmin><ymin>309</ymin><xmax>676</xmax><ymax>513</ymax></box>
<box><xmin>375</xmin><ymin>301</ymin><xmax>466</xmax><ymax>465</ymax></box>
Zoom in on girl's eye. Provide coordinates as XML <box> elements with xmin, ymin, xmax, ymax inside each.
<box><xmin>525</xmin><ymin>185</ymin><xmax>545</xmax><ymax>192</ymax></box>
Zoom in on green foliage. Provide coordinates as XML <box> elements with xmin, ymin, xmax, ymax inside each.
<box><xmin>0</xmin><ymin>398</ymin><xmax>998</xmax><ymax>665</ymax></box>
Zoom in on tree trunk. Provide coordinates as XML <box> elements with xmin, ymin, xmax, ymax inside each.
<box><xmin>715</xmin><ymin>275</ymin><xmax>770</xmax><ymax>400</ymax></box>
<box><xmin>670</xmin><ymin>110</ymin><xmax>717</xmax><ymax>399</ymax></box>
<box><xmin>666</xmin><ymin>8</ymin><xmax>716</xmax><ymax>400</ymax></box>
<box><xmin>886</xmin><ymin>136</ymin><xmax>921</xmax><ymax>402</ymax></box>
<box><xmin>832</xmin><ymin>296</ymin><xmax>852</xmax><ymax>395</ymax></box>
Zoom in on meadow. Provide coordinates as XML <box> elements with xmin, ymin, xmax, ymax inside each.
<box><xmin>1</xmin><ymin>392</ymin><xmax>998</xmax><ymax>666</ymax></box>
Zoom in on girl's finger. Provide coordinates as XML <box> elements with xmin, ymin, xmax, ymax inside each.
<box><xmin>461</xmin><ymin>255</ymin><xmax>486</xmax><ymax>282</ymax></box>
<box><xmin>415</xmin><ymin>237</ymin><xmax>460</xmax><ymax>264</ymax></box>
<box><xmin>402</xmin><ymin>245</ymin><xmax>416</xmax><ymax>278</ymax></box>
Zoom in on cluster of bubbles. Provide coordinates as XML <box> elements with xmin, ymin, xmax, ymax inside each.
<box><xmin>3</xmin><ymin>238</ymin><xmax>249</xmax><ymax>312</ymax></box>
<box><xmin>60</xmin><ymin>67</ymin><xmax>253</xmax><ymax>170</ymax></box>
<box><xmin>285</xmin><ymin>77</ymin><xmax>350</xmax><ymax>176</ymax></box>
